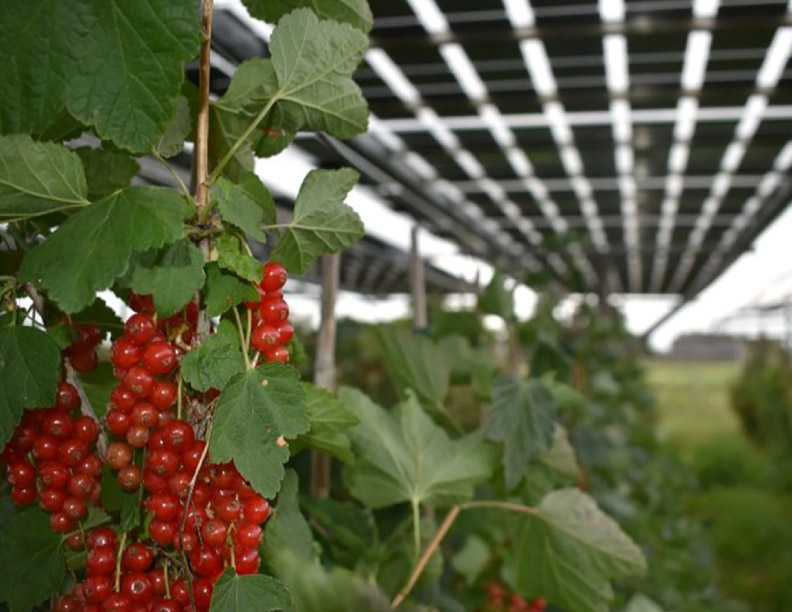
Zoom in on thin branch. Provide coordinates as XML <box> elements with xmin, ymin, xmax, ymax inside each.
<box><xmin>460</xmin><ymin>500</ymin><xmax>539</xmax><ymax>517</ymax></box>
<box><xmin>391</xmin><ymin>505</ymin><xmax>461</xmax><ymax>609</ymax></box>
<box><xmin>231</xmin><ymin>306</ymin><xmax>251</xmax><ymax>369</ymax></box>
<box><xmin>193</xmin><ymin>0</ymin><xmax>215</xmax><ymax>218</ymax></box>
<box><xmin>153</xmin><ymin>152</ymin><xmax>191</xmax><ymax>200</ymax></box>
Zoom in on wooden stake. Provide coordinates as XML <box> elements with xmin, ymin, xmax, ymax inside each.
<box><xmin>311</xmin><ymin>254</ymin><xmax>340</xmax><ymax>498</ymax></box>
<box><xmin>410</xmin><ymin>226</ymin><xmax>427</xmax><ymax>330</ymax></box>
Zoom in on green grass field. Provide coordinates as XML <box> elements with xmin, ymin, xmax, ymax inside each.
<box><xmin>643</xmin><ymin>359</ymin><xmax>742</xmax><ymax>447</ymax></box>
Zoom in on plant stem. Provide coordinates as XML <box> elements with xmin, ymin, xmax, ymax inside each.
<box><xmin>391</xmin><ymin>505</ymin><xmax>461</xmax><ymax>609</ymax></box>
<box><xmin>207</xmin><ymin>95</ymin><xmax>279</xmax><ymax>185</ymax></box>
<box><xmin>194</xmin><ymin>0</ymin><xmax>215</xmax><ymax>218</ymax></box>
<box><xmin>154</xmin><ymin>152</ymin><xmax>191</xmax><ymax>200</ymax></box>
<box><xmin>114</xmin><ymin>532</ymin><xmax>128</xmax><ymax>592</ymax></box>
<box><xmin>411</xmin><ymin>498</ymin><xmax>421</xmax><ymax>565</ymax></box>
<box><xmin>460</xmin><ymin>500</ymin><xmax>539</xmax><ymax>517</ymax></box>
<box><xmin>232</xmin><ymin>306</ymin><xmax>251</xmax><ymax>369</ymax></box>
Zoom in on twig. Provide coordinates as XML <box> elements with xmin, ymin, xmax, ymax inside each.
<box><xmin>391</xmin><ymin>506</ymin><xmax>461</xmax><ymax>609</ymax></box>
<box><xmin>193</xmin><ymin>0</ymin><xmax>214</xmax><ymax>218</ymax></box>
<box><xmin>153</xmin><ymin>152</ymin><xmax>191</xmax><ymax>200</ymax></box>
<box><xmin>460</xmin><ymin>500</ymin><xmax>539</xmax><ymax>517</ymax></box>
<box><xmin>231</xmin><ymin>306</ymin><xmax>251</xmax><ymax>369</ymax></box>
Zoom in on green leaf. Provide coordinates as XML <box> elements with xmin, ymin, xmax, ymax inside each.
<box><xmin>208</xmin><ymin>104</ymin><xmax>256</xmax><ymax>182</ymax></box>
<box><xmin>154</xmin><ymin>96</ymin><xmax>192</xmax><ymax>158</ymax></box>
<box><xmin>215</xmin><ymin>175</ymin><xmax>275</xmax><ymax>243</ymax></box>
<box><xmin>270</xmin><ymin>168</ymin><xmax>363</xmax><ymax>275</ymax></box>
<box><xmin>341</xmin><ymin>388</ymin><xmax>493</xmax><ymax>508</ymax></box>
<box><xmin>0</xmin><ymin>0</ymin><xmax>200</xmax><ymax>151</ymax></box>
<box><xmin>0</xmin><ymin>507</ymin><xmax>65</xmax><ymax>612</ymax></box>
<box><xmin>71</xmin><ymin>297</ymin><xmax>125</xmax><ymax>338</ymax></box>
<box><xmin>0</xmin><ymin>135</ymin><xmax>88</xmax><ymax>221</ymax></box>
<box><xmin>294</xmin><ymin>383</ymin><xmax>359</xmax><ymax>461</ymax></box>
<box><xmin>129</xmin><ymin>240</ymin><xmax>205</xmax><ymax>317</ymax></box>
<box><xmin>486</xmin><ymin>375</ymin><xmax>557</xmax><ymax>490</ymax></box>
<box><xmin>451</xmin><ymin>535</ymin><xmax>490</xmax><ymax>585</ymax></box>
<box><xmin>210</xmin><ymin>570</ymin><xmax>291</xmax><ymax>612</ymax></box>
<box><xmin>479</xmin><ymin>270</ymin><xmax>514</xmax><ymax>320</ymax></box>
<box><xmin>209</xmin><ymin>365</ymin><xmax>308</xmax><ymax>497</ymax></box>
<box><xmin>180</xmin><ymin>321</ymin><xmax>246</xmax><ymax>393</ymax></box>
<box><xmin>376</xmin><ymin>328</ymin><xmax>449</xmax><ymax>407</ymax></box>
<box><xmin>301</xmin><ymin>497</ymin><xmax>374</xmax><ymax>562</ymax></box>
<box><xmin>0</xmin><ymin>327</ymin><xmax>61</xmax><ymax>449</ymax></box>
<box><xmin>77</xmin><ymin>362</ymin><xmax>117</xmax><ymax>419</ymax></box>
<box><xmin>216</xmin><ymin>59</ymin><xmax>278</xmax><ymax>115</ymax></box>
<box><xmin>75</xmin><ymin>147</ymin><xmax>140</xmax><ymax>200</ymax></box>
<box><xmin>261</xmin><ymin>469</ymin><xmax>314</xmax><ymax>561</ymax></box>
<box><xmin>624</xmin><ymin>595</ymin><xmax>665</xmax><ymax>612</ymax></box>
<box><xmin>272</xmin><ymin>550</ymin><xmax>390</xmax><ymax>612</ymax></box>
<box><xmin>216</xmin><ymin>234</ymin><xmax>263</xmax><ymax>283</ymax></box>
<box><xmin>204</xmin><ymin>263</ymin><xmax>259</xmax><ymax>317</ymax></box>
<box><xmin>513</xmin><ymin>489</ymin><xmax>647</xmax><ymax>612</ymax></box>
<box><xmin>100</xmin><ymin>467</ymin><xmax>141</xmax><ymax>531</ymax></box>
<box><xmin>242</xmin><ymin>0</ymin><xmax>373</xmax><ymax>32</ymax></box>
<box><xmin>269</xmin><ymin>9</ymin><xmax>369</xmax><ymax>138</ymax></box>
<box><xmin>539</xmin><ymin>425</ymin><xmax>580</xmax><ymax>479</ymax></box>
<box><xmin>20</xmin><ymin>186</ymin><xmax>193</xmax><ymax>313</ymax></box>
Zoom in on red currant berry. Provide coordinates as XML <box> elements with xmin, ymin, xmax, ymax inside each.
<box><xmin>148</xmin><ymin>519</ymin><xmax>177</xmax><ymax>546</ymax></box>
<box><xmin>189</xmin><ymin>545</ymin><xmax>222</xmax><ymax>577</ymax></box>
<box><xmin>62</xmin><ymin>496</ymin><xmax>87</xmax><ymax>520</ymax></box>
<box><xmin>251</xmin><ymin>323</ymin><xmax>281</xmax><ymax>353</ymax></box>
<box><xmin>173</xmin><ymin>529</ymin><xmax>198</xmax><ymax>553</ymax></box>
<box><xmin>123</xmin><ymin>366</ymin><xmax>154</xmax><ymax>398</ymax></box>
<box><xmin>106</xmin><ymin>408</ymin><xmax>132</xmax><ymax>437</ymax></box>
<box><xmin>86</xmin><ymin>546</ymin><xmax>116</xmax><ymax>575</ymax></box>
<box><xmin>150</xmin><ymin>381</ymin><xmax>177</xmax><ymax>410</ymax></box>
<box><xmin>11</xmin><ymin>422</ymin><xmax>38</xmax><ymax>452</ymax></box>
<box><xmin>201</xmin><ymin>518</ymin><xmax>229</xmax><ymax>547</ymax></box>
<box><xmin>105</xmin><ymin>441</ymin><xmax>133</xmax><ymax>469</ymax></box>
<box><xmin>276</xmin><ymin>321</ymin><xmax>294</xmax><ymax>345</ymax></box>
<box><xmin>128</xmin><ymin>293</ymin><xmax>155</xmax><ymax>315</ymax></box>
<box><xmin>149</xmin><ymin>568</ymin><xmax>167</xmax><ymax>596</ymax></box>
<box><xmin>124</xmin><ymin>314</ymin><xmax>157</xmax><ymax>345</ymax></box>
<box><xmin>111</xmin><ymin>338</ymin><xmax>142</xmax><ymax>370</ymax></box>
<box><xmin>234</xmin><ymin>475</ymin><xmax>257</xmax><ymax>500</ymax></box>
<box><xmin>54</xmin><ymin>595</ymin><xmax>80</xmax><ymax>612</ymax></box>
<box><xmin>234</xmin><ymin>547</ymin><xmax>261</xmax><ymax>575</ymax></box>
<box><xmin>131</xmin><ymin>402</ymin><xmax>158</xmax><ymax>429</ymax></box>
<box><xmin>73</xmin><ymin>324</ymin><xmax>101</xmax><ymax>349</ymax></box>
<box><xmin>77</xmin><ymin>454</ymin><xmax>103</xmax><ymax>477</ymax></box>
<box><xmin>244</xmin><ymin>496</ymin><xmax>272</xmax><ymax>523</ymax></box>
<box><xmin>83</xmin><ymin>576</ymin><xmax>113</xmax><ymax>603</ymax></box>
<box><xmin>163</xmin><ymin>420</ymin><xmax>194</xmax><ymax>453</ymax></box>
<box><xmin>234</xmin><ymin>522</ymin><xmax>263</xmax><ymax>549</ymax></box>
<box><xmin>148</xmin><ymin>449</ymin><xmax>179</xmax><ymax>477</ymax></box>
<box><xmin>55</xmin><ymin>382</ymin><xmax>81</xmax><ymax>412</ymax></box>
<box><xmin>167</xmin><ymin>471</ymin><xmax>191</xmax><ymax>499</ymax></box>
<box><xmin>192</xmin><ymin>481</ymin><xmax>211</xmax><ymax>506</ymax></box>
<box><xmin>117</xmin><ymin>465</ymin><xmax>142</xmax><ymax>492</ymax></box>
<box><xmin>32</xmin><ymin>434</ymin><xmax>59</xmax><ymax>461</ymax></box>
<box><xmin>264</xmin><ymin>346</ymin><xmax>289</xmax><ymax>363</ymax></box>
<box><xmin>182</xmin><ymin>441</ymin><xmax>207</xmax><ymax>474</ymax></box>
<box><xmin>210</xmin><ymin>463</ymin><xmax>237</xmax><ymax>489</ymax></box>
<box><xmin>69</xmin><ymin>348</ymin><xmax>99</xmax><ymax>372</ymax></box>
<box><xmin>216</xmin><ymin>498</ymin><xmax>242</xmax><ymax>523</ymax></box>
<box><xmin>39</xmin><ymin>486</ymin><xmax>66</xmax><ymax>512</ymax></box>
<box><xmin>43</xmin><ymin>412</ymin><xmax>74</xmax><ymax>439</ymax></box>
<box><xmin>68</xmin><ymin>472</ymin><xmax>94</xmax><ymax>498</ymax></box>
<box><xmin>146</xmin><ymin>492</ymin><xmax>179</xmax><ymax>521</ymax></box>
<box><xmin>193</xmin><ymin>578</ymin><xmax>215</xmax><ymax>608</ymax></box>
<box><xmin>49</xmin><ymin>511</ymin><xmax>75</xmax><ymax>533</ymax></box>
<box><xmin>39</xmin><ymin>461</ymin><xmax>70</xmax><ymax>488</ymax></box>
<box><xmin>125</xmin><ymin>425</ymin><xmax>149</xmax><ymax>448</ymax></box>
<box><xmin>143</xmin><ymin>342</ymin><xmax>176</xmax><ymax>375</ymax></box>
<box><xmin>65</xmin><ymin>531</ymin><xmax>85</xmax><ymax>551</ymax></box>
<box><xmin>58</xmin><ymin>438</ymin><xmax>88</xmax><ymax>466</ymax></box>
<box><xmin>142</xmin><ymin>468</ymin><xmax>167</xmax><ymax>493</ymax></box>
<box><xmin>86</xmin><ymin>527</ymin><xmax>117</xmax><ymax>550</ymax></box>
<box><xmin>121</xmin><ymin>572</ymin><xmax>152</xmax><ymax>602</ymax></box>
<box><xmin>73</xmin><ymin>416</ymin><xmax>100</xmax><ymax>444</ymax></box>
<box><xmin>122</xmin><ymin>543</ymin><xmax>155</xmax><ymax>572</ymax></box>
<box><xmin>7</xmin><ymin>460</ymin><xmax>36</xmax><ymax>487</ymax></box>
<box><xmin>149</xmin><ymin>600</ymin><xmax>179</xmax><ymax>612</ymax></box>
<box><xmin>261</xmin><ymin>261</ymin><xmax>287</xmax><ymax>292</ymax></box>
<box><xmin>101</xmin><ymin>593</ymin><xmax>131</xmax><ymax>611</ymax></box>
<box><xmin>12</xmin><ymin>485</ymin><xmax>37</xmax><ymax>506</ymax></box>
<box><xmin>258</xmin><ymin>297</ymin><xmax>289</xmax><ymax>324</ymax></box>
<box><xmin>110</xmin><ymin>386</ymin><xmax>137</xmax><ymax>411</ymax></box>
<box><xmin>170</xmin><ymin>579</ymin><xmax>190</xmax><ymax>606</ymax></box>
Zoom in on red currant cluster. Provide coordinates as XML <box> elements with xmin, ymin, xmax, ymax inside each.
<box><xmin>485</xmin><ymin>582</ymin><xmax>546</xmax><ymax>612</ymax></box>
<box><xmin>1</xmin><ymin>381</ymin><xmax>102</xmax><ymax>533</ymax></box>
<box><xmin>66</xmin><ymin>324</ymin><xmax>103</xmax><ymax>373</ymax></box>
<box><xmin>56</xmin><ymin>528</ymin><xmax>184</xmax><ymax>612</ymax></box>
<box><xmin>248</xmin><ymin>262</ymin><xmax>293</xmax><ymax>363</ymax></box>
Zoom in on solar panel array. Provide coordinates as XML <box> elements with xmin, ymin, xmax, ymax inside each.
<box><xmin>211</xmin><ymin>0</ymin><xmax>792</xmax><ymax>297</ymax></box>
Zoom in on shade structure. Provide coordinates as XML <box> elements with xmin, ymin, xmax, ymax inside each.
<box><xmin>205</xmin><ymin>0</ymin><xmax>792</xmax><ymax>298</ymax></box>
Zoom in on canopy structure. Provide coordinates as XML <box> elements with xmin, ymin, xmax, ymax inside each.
<box><xmin>205</xmin><ymin>0</ymin><xmax>792</xmax><ymax>300</ymax></box>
